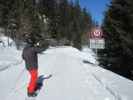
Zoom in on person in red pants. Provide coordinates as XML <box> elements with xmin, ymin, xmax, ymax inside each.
<box><xmin>22</xmin><ymin>38</ymin><xmax>45</xmax><ymax>97</ymax></box>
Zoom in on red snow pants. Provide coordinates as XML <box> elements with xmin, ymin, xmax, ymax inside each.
<box><xmin>27</xmin><ymin>68</ymin><xmax>38</xmax><ymax>94</ymax></box>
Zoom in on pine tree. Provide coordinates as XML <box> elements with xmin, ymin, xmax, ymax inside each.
<box><xmin>98</xmin><ymin>0</ymin><xmax>133</xmax><ymax>79</ymax></box>
<box><xmin>0</xmin><ymin>0</ymin><xmax>93</xmax><ymax>49</ymax></box>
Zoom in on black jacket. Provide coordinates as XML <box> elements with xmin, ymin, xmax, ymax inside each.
<box><xmin>22</xmin><ymin>44</ymin><xmax>44</xmax><ymax>70</ymax></box>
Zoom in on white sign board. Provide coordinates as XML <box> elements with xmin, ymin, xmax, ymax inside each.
<box><xmin>89</xmin><ymin>39</ymin><xmax>105</xmax><ymax>49</ymax></box>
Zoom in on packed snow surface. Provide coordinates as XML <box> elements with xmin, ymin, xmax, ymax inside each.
<box><xmin>0</xmin><ymin>45</ymin><xmax>133</xmax><ymax>100</ymax></box>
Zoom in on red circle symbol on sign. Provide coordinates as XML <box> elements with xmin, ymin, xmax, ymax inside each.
<box><xmin>94</xmin><ymin>30</ymin><xmax>101</xmax><ymax>37</ymax></box>
<box><xmin>91</xmin><ymin>28</ymin><xmax>103</xmax><ymax>38</ymax></box>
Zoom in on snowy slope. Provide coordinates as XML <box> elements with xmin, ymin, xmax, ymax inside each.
<box><xmin>0</xmin><ymin>45</ymin><xmax>133</xmax><ymax>100</ymax></box>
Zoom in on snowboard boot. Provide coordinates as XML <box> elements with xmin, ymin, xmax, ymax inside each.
<box><xmin>28</xmin><ymin>92</ymin><xmax>37</xmax><ymax>97</ymax></box>
<box><xmin>34</xmin><ymin>82</ymin><xmax>43</xmax><ymax>91</ymax></box>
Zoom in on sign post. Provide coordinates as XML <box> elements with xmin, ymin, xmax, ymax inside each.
<box><xmin>89</xmin><ymin>27</ymin><xmax>105</xmax><ymax>54</ymax></box>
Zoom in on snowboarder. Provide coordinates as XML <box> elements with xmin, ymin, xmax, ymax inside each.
<box><xmin>22</xmin><ymin>38</ymin><xmax>45</xmax><ymax>97</ymax></box>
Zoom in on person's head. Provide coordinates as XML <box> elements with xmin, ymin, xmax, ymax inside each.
<box><xmin>23</xmin><ymin>33</ymin><xmax>33</xmax><ymax>44</ymax></box>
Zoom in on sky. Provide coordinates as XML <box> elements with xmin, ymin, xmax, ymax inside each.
<box><xmin>78</xmin><ymin>0</ymin><xmax>111</xmax><ymax>25</ymax></box>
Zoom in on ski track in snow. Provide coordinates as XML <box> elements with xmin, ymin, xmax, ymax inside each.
<box><xmin>0</xmin><ymin>47</ymin><xmax>23</xmax><ymax>71</ymax></box>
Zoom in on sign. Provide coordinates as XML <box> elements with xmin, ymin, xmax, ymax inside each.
<box><xmin>90</xmin><ymin>27</ymin><xmax>103</xmax><ymax>39</ymax></box>
<box><xmin>89</xmin><ymin>39</ymin><xmax>105</xmax><ymax>49</ymax></box>
<box><xmin>88</xmin><ymin>27</ymin><xmax>105</xmax><ymax>49</ymax></box>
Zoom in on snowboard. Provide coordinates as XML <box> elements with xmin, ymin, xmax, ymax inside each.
<box><xmin>25</xmin><ymin>74</ymin><xmax>52</xmax><ymax>100</ymax></box>
<box><xmin>35</xmin><ymin>74</ymin><xmax>52</xmax><ymax>94</ymax></box>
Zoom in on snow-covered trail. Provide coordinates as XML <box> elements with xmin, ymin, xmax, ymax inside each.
<box><xmin>0</xmin><ymin>46</ymin><xmax>133</xmax><ymax>100</ymax></box>
<box><xmin>38</xmin><ymin>47</ymin><xmax>114</xmax><ymax>100</ymax></box>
